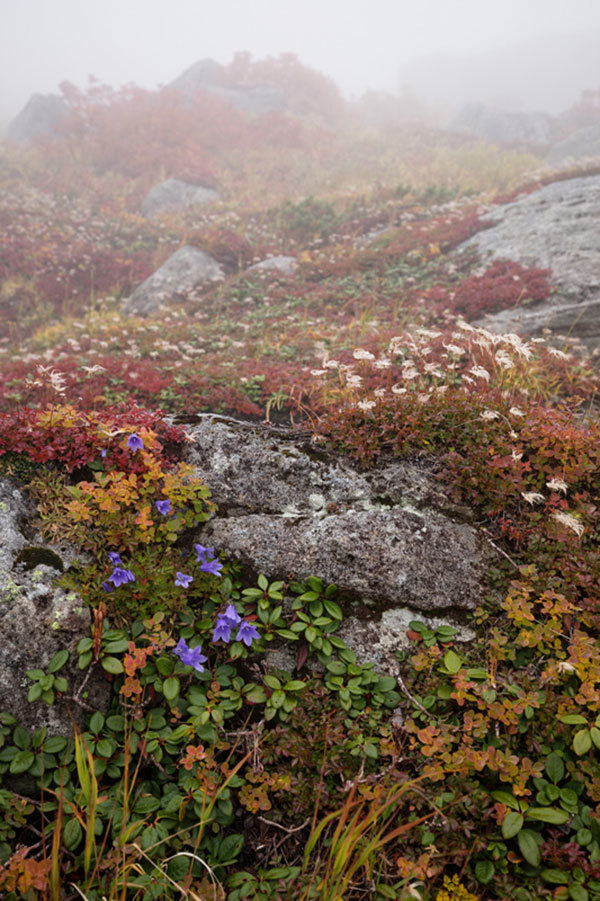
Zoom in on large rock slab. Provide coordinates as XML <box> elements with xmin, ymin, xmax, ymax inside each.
<box><xmin>123</xmin><ymin>245</ymin><xmax>224</xmax><ymax>316</ymax></box>
<box><xmin>0</xmin><ymin>479</ymin><xmax>109</xmax><ymax>736</ymax></box>
<box><xmin>140</xmin><ymin>178</ymin><xmax>219</xmax><ymax>218</ymax></box>
<box><xmin>6</xmin><ymin>93</ymin><xmax>70</xmax><ymax>142</ymax></box>
<box><xmin>248</xmin><ymin>256</ymin><xmax>298</xmax><ymax>276</ymax></box>
<box><xmin>450</xmin><ymin>102</ymin><xmax>556</xmax><ymax>147</ymax></box>
<box><xmin>546</xmin><ymin>124</ymin><xmax>600</xmax><ymax>167</ymax></box>
<box><xmin>168</xmin><ymin>59</ymin><xmax>285</xmax><ymax>115</ymax></box>
<box><xmin>458</xmin><ymin>175</ymin><xmax>600</xmax><ymax>347</ymax></box>
<box><xmin>184</xmin><ymin>416</ymin><xmax>485</xmax><ymax>613</ymax></box>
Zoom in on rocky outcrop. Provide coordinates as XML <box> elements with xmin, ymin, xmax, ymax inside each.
<box><xmin>545</xmin><ymin>124</ymin><xmax>600</xmax><ymax>167</ymax></box>
<box><xmin>6</xmin><ymin>93</ymin><xmax>70</xmax><ymax>142</ymax></box>
<box><xmin>184</xmin><ymin>415</ymin><xmax>486</xmax><ymax>614</ymax></box>
<box><xmin>140</xmin><ymin>178</ymin><xmax>219</xmax><ymax>218</ymax></box>
<box><xmin>458</xmin><ymin>174</ymin><xmax>600</xmax><ymax>347</ymax></box>
<box><xmin>248</xmin><ymin>255</ymin><xmax>298</xmax><ymax>275</ymax></box>
<box><xmin>168</xmin><ymin>59</ymin><xmax>285</xmax><ymax>115</ymax></box>
<box><xmin>123</xmin><ymin>246</ymin><xmax>224</xmax><ymax>316</ymax></box>
<box><xmin>450</xmin><ymin>102</ymin><xmax>556</xmax><ymax>147</ymax></box>
<box><xmin>0</xmin><ymin>479</ymin><xmax>109</xmax><ymax>736</ymax></box>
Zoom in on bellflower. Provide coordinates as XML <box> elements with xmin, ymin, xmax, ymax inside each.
<box><xmin>108</xmin><ymin>566</ymin><xmax>135</xmax><ymax>587</ymax></box>
<box><xmin>101</xmin><ymin>581</ymin><xmax>113</xmax><ymax>593</ymax></box>
<box><xmin>155</xmin><ymin>499</ymin><xmax>172</xmax><ymax>515</ymax></box>
<box><xmin>213</xmin><ymin>616</ymin><xmax>233</xmax><ymax>643</ymax></box>
<box><xmin>175</xmin><ymin>572</ymin><xmax>193</xmax><ymax>588</ymax></box>
<box><xmin>236</xmin><ymin>621</ymin><xmax>261</xmax><ymax>647</ymax></box>
<box><xmin>223</xmin><ymin>604</ymin><xmax>241</xmax><ymax>626</ymax></box>
<box><xmin>108</xmin><ymin>552</ymin><xmax>122</xmax><ymax>566</ymax></box>
<box><xmin>126</xmin><ymin>433</ymin><xmax>144</xmax><ymax>452</ymax></box>
<box><xmin>173</xmin><ymin>638</ymin><xmax>207</xmax><ymax>673</ymax></box>
<box><xmin>199</xmin><ymin>557</ymin><xmax>223</xmax><ymax>577</ymax></box>
<box><xmin>195</xmin><ymin>544</ymin><xmax>215</xmax><ymax>562</ymax></box>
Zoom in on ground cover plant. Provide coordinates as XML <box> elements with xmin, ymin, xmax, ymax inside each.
<box><xmin>2</xmin><ymin>56</ymin><xmax>600</xmax><ymax>899</ymax></box>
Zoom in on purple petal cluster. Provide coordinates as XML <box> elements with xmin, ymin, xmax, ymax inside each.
<box><xmin>155</xmin><ymin>499</ymin><xmax>172</xmax><ymax>515</ymax></box>
<box><xmin>126</xmin><ymin>433</ymin><xmax>144</xmax><ymax>452</ymax></box>
<box><xmin>195</xmin><ymin>543</ymin><xmax>223</xmax><ymax>577</ymax></box>
<box><xmin>173</xmin><ymin>638</ymin><xmax>207</xmax><ymax>673</ymax></box>
<box><xmin>108</xmin><ymin>552</ymin><xmax>122</xmax><ymax>566</ymax></box>
<box><xmin>212</xmin><ymin>604</ymin><xmax>241</xmax><ymax>643</ymax></box>
<box><xmin>108</xmin><ymin>566</ymin><xmax>135</xmax><ymax>587</ymax></box>
<box><xmin>175</xmin><ymin>572</ymin><xmax>193</xmax><ymax>588</ymax></box>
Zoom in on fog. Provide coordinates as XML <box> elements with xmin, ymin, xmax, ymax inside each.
<box><xmin>2</xmin><ymin>0</ymin><xmax>600</xmax><ymax>128</ymax></box>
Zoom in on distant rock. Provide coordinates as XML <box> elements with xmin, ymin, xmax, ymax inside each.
<box><xmin>140</xmin><ymin>178</ymin><xmax>219</xmax><ymax>218</ymax></box>
<box><xmin>457</xmin><ymin>174</ymin><xmax>600</xmax><ymax>347</ymax></box>
<box><xmin>123</xmin><ymin>246</ymin><xmax>224</xmax><ymax>316</ymax></box>
<box><xmin>450</xmin><ymin>102</ymin><xmax>556</xmax><ymax>147</ymax></box>
<box><xmin>6</xmin><ymin>93</ymin><xmax>70</xmax><ymax>142</ymax></box>
<box><xmin>248</xmin><ymin>255</ymin><xmax>298</xmax><ymax>275</ymax></box>
<box><xmin>0</xmin><ymin>479</ymin><xmax>109</xmax><ymax>737</ymax></box>
<box><xmin>184</xmin><ymin>415</ymin><xmax>486</xmax><ymax>614</ymax></box>
<box><xmin>545</xmin><ymin>124</ymin><xmax>600</xmax><ymax>167</ymax></box>
<box><xmin>168</xmin><ymin>58</ymin><xmax>285</xmax><ymax>115</ymax></box>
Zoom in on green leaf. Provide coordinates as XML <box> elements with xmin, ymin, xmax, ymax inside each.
<box><xmin>559</xmin><ymin>714</ymin><xmax>588</xmax><ymax>725</ymax></box>
<box><xmin>53</xmin><ymin>677</ymin><xmax>68</xmax><ymax>693</ymax></box>
<box><xmin>244</xmin><ymin>686</ymin><xmax>267</xmax><ymax>704</ymax></box>
<box><xmin>13</xmin><ymin>726</ymin><xmax>31</xmax><ymax>750</ymax></box>
<box><xmin>573</xmin><ymin>729</ymin><xmax>592</xmax><ymax>756</ymax></box>
<box><xmin>63</xmin><ymin>818</ymin><xmax>83</xmax><ymax>851</ymax></box>
<box><xmin>305</xmin><ymin>626</ymin><xmax>318</xmax><ymax>644</ymax></box>
<box><xmin>103</xmin><ymin>639</ymin><xmax>129</xmax><ymax>654</ymax></box>
<box><xmin>264</xmin><ymin>675</ymin><xmax>282</xmax><ymax>690</ymax></box>
<box><xmin>79</xmin><ymin>651</ymin><xmax>93</xmax><ymax>670</ymax></box>
<box><xmin>95</xmin><ymin>739</ymin><xmax>114</xmax><ymax>758</ymax></box>
<box><xmin>257</xmin><ymin>574</ymin><xmax>268</xmax><ymax>591</ymax></box>
<box><xmin>101</xmin><ymin>657</ymin><xmax>124</xmax><ymax>675</ymax></box>
<box><xmin>48</xmin><ymin>649</ymin><xmax>69</xmax><ymax>673</ymax></box>
<box><xmin>326</xmin><ymin>660</ymin><xmax>347</xmax><ymax>675</ymax></box>
<box><xmin>444</xmin><ymin>650</ymin><xmax>462</xmax><ymax>674</ymax></box>
<box><xmin>89</xmin><ymin>712</ymin><xmax>105</xmax><ymax>734</ymax></box>
<box><xmin>377</xmin><ymin>676</ymin><xmax>398</xmax><ymax>692</ymax></box>
<box><xmin>218</xmin><ymin>833</ymin><xmax>244</xmax><ymax>862</ymax></box>
<box><xmin>163</xmin><ymin>677</ymin><xmax>180</xmax><ymax>703</ymax></box>
<box><xmin>270</xmin><ymin>690</ymin><xmax>285</xmax><ymax>709</ymax></box>
<box><xmin>27</xmin><ymin>683</ymin><xmax>43</xmax><ymax>703</ymax></box>
<box><xmin>283</xmin><ymin>680</ymin><xmax>306</xmax><ymax>692</ymax></box>
<box><xmin>475</xmin><ymin>861</ymin><xmax>495</xmax><ymax>884</ymax></box>
<box><xmin>323</xmin><ymin>599</ymin><xmax>343</xmax><ymax>620</ymax></box>
<box><xmin>590</xmin><ymin>727</ymin><xmax>600</xmax><ymax>750</ymax></box>
<box><xmin>569</xmin><ymin>886</ymin><xmax>589</xmax><ymax>901</ymax></box>
<box><xmin>502</xmin><ymin>811</ymin><xmax>524</xmax><ymax>839</ymax></box>
<box><xmin>545</xmin><ymin>752</ymin><xmax>565</xmax><ymax>784</ymax></box>
<box><xmin>9</xmin><ymin>750</ymin><xmax>35</xmax><ymax>774</ymax></box>
<box><xmin>526</xmin><ymin>807</ymin><xmax>570</xmax><ymax>824</ymax></box>
<box><xmin>44</xmin><ymin>736</ymin><xmax>67</xmax><ymax>755</ymax></box>
<box><xmin>77</xmin><ymin>637</ymin><xmax>93</xmax><ymax>653</ymax></box>
<box><xmin>518</xmin><ymin>829</ymin><xmax>541</xmax><ymax>867</ymax></box>
<box><xmin>540</xmin><ymin>869</ymin><xmax>570</xmax><ymax>885</ymax></box>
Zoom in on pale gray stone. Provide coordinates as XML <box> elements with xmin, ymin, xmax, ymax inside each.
<box><xmin>140</xmin><ymin>178</ymin><xmax>218</xmax><ymax>218</ymax></box>
<box><xmin>123</xmin><ymin>245</ymin><xmax>224</xmax><ymax>316</ymax></box>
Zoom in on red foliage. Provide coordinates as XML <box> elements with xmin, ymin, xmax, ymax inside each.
<box><xmin>430</xmin><ymin>259</ymin><xmax>551</xmax><ymax>319</ymax></box>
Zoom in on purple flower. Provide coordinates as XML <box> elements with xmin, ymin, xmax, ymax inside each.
<box><xmin>126</xmin><ymin>433</ymin><xmax>144</xmax><ymax>452</ymax></box>
<box><xmin>200</xmin><ymin>557</ymin><xmax>223</xmax><ymax>577</ymax></box>
<box><xmin>155</xmin><ymin>499</ymin><xmax>172</xmax><ymax>515</ymax></box>
<box><xmin>212</xmin><ymin>616</ymin><xmax>232</xmax><ymax>643</ymax></box>
<box><xmin>101</xmin><ymin>581</ymin><xmax>114</xmax><ymax>593</ymax></box>
<box><xmin>100</xmin><ymin>449</ymin><xmax>107</xmax><ymax>459</ymax></box>
<box><xmin>223</xmin><ymin>604</ymin><xmax>241</xmax><ymax>626</ymax></box>
<box><xmin>108</xmin><ymin>566</ymin><xmax>135</xmax><ymax>587</ymax></box>
<box><xmin>175</xmin><ymin>572</ymin><xmax>193</xmax><ymax>588</ymax></box>
<box><xmin>108</xmin><ymin>552</ymin><xmax>122</xmax><ymax>566</ymax></box>
<box><xmin>173</xmin><ymin>638</ymin><xmax>207</xmax><ymax>673</ymax></box>
<box><xmin>236</xmin><ymin>621</ymin><xmax>261</xmax><ymax>647</ymax></box>
<box><xmin>195</xmin><ymin>544</ymin><xmax>215</xmax><ymax>563</ymax></box>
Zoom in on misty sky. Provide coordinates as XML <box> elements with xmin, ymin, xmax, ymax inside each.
<box><xmin>2</xmin><ymin>0</ymin><xmax>600</xmax><ymax>125</ymax></box>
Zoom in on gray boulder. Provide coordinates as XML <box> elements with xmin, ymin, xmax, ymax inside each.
<box><xmin>0</xmin><ymin>479</ymin><xmax>109</xmax><ymax>736</ymax></box>
<box><xmin>546</xmin><ymin>124</ymin><xmax>600</xmax><ymax>167</ymax></box>
<box><xmin>458</xmin><ymin>174</ymin><xmax>600</xmax><ymax>347</ymax></box>
<box><xmin>450</xmin><ymin>102</ymin><xmax>556</xmax><ymax>147</ymax></box>
<box><xmin>168</xmin><ymin>59</ymin><xmax>285</xmax><ymax>115</ymax></box>
<box><xmin>140</xmin><ymin>178</ymin><xmax>219</xmax><ymax>218</ymax></box>
<box><xmin>6</xmin><ymin>93</ymin><xmax>70</xmax><ymax>142</ymax></box>
<box><xmin>248</xmin><ymin>256</ymin><xmax>298</xmax><ymax>276</ymax></box>
<box><xmin>123</xmin><ymin>245</ymin><xmax>224</xmax><ymax>316</ymax></box>
<box><xmin>184</xmin><ymin>415</ymin><xmax>486</xmax><ymax>613</ymax></box>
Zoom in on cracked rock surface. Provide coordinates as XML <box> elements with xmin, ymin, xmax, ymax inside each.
<box><xmin>457</xmin><ymin>174</ymin><xmax>600</xmax><ymax>348</ymax></box>
<box><xmin>0</xmin><ymin>478</ymin><xmax>109</xmax><ymax>736</ymax></box>
<box><xmin>184</xmin><ymin>416</ymin><xmax>486</xmax><ymax>612</ymax></box>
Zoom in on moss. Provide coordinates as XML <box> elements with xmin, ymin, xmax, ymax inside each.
<box><xmin>14</xmin><ymin>546</ymin><xmax>64</xmax><ymax>573</ymax></box>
